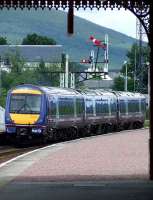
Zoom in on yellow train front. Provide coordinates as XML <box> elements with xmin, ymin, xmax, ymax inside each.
<box><xmin>5</xmin><ymin>84</ymin><xmax>47</xmax><ymax>142</ymax></box>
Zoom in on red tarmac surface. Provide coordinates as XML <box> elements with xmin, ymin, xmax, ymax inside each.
<box><xmin>14</xmin><ymin>129</ymin><xmax>149</xmax><ymax>182</ymax></box>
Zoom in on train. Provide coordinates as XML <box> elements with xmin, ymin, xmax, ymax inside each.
<box><xmin>5</xmin><ymin>84</ymin><xmax>146</xmax><ymax>143</ymax></box>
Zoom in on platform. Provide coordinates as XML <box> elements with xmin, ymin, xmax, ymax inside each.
<box><xmin>0</xmin><ymin>129</ymin><xmax>151</xmax><ymax>200</ymax></box>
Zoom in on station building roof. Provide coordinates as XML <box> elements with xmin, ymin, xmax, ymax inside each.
<box><xmin>0</xmin><ymin>45</ymin><xmax>63</xmax><ymax>63</ymax></box>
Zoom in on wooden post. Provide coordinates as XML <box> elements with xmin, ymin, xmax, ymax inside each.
<box><xmin>67</xmin><ymin>1</ymin><xmax>74</xmax><ymax>34</ymax></box>
<box><xmin>149</xmin><ymin>37</ymin><xmax>153</xmax><ymax>179</ymax></box>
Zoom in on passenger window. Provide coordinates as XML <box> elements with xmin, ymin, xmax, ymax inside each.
<box><xmin>110</xmin><ymin>100</ymin><xmax>117</xmax><ymax>114</ymax></box>
<box><xmin>128</xmin><ymin>100</ymin><xmax>139</xmax><ymax>113</ymax></box>
<box><xmin>134</xmin><ymin>100</ymin><xmax>139</xmax><ymax>112</ymax></box>
<box><xmin>102</xmin><ymin>99</ymin><xmax>109</xmax><ymax>114</ymax></box>
<box><xmin>120</xmin><ymin>100</ymin><xmax>126</xmax><ymax>113</ymax></box>
<box><xmin>96</xmin><ymin>99</ymin><xmax>102</xmax><ymax>114</ymax></box>
<box><xmin>128</xmin><ymin>101</ymin><xmax>133</xmax><ymax>113</ymax></box>
<box><xmin>86</xmin><ymin>98</ymin><xmax>93</xmax><ymax>115</ymax></box>
<box><xmin>59</xmin><ymin>97</ymin><xmax>74</xmax><ymax>116</ymax></box>
<box><xmin>76</xmin><ymin>98</ymin><xmax>84</xmax><ymax>116</ymax></box>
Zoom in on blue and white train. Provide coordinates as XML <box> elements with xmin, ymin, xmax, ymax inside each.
<box><xmin>5</xmin><ymin>84</ymin><xmax>146</xmax><ymax>142</ymax></box>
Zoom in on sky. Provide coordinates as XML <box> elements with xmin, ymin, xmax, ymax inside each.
<box><xmin>74</xmin><ymin>8</ymin><xmax>148</xmax><ymax>42</ymax></box>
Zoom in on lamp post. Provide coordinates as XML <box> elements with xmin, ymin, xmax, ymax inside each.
<box><xmin>65</xmin><ymin>54</ymin><xmax>69</xmax><ymax>88</ymax></box>
<box><xmin>124</xmin><ymin>61</ymin><xmax>128</xmax><ymax>92</ymax></box>
<box><xmin>0</xmin><ymin>56</ymin><xmax>2</xmax><ymax>97</ymax></box>
<box><xmin>146</xmin><ymin>62</ymin><xmax>150</xmax><ymax>107</ymax></box>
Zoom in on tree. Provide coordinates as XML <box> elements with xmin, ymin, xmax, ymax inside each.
<box><xmin>9</xmin><ymin>50</ymin><xmax>25</xmax><ymax>74</ymax></box>
<box><xmin>22</xmin><ymin>33</ymin><xmax>57</xmax><ymax>45</ymax></box>
<box><xmin>35</xmin><ymin>59</ymin><xmax>60</xmax><ymax>86</ymax></box>
<box><xmin>0</xmin><ymin>36</ymin><xmax>7</xmax><ymax>45</ymax></box>
<box><xmin>113</xmin><ymin>76</ymin><xmax>124</xmax><ymax>91</ymax></box>
<box><xmin>113</xmin><ymin>43</ymin><xmax>150</xmax><ymax>93</ymax></box>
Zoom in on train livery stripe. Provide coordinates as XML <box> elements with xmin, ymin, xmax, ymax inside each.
<box><xmin>10</xmin><ymin>114</ymin><xmax>40</xmax><ymax>124</ymax></box>
<box><xmin>12</xmin><ymin>89</ymin><xmax>42</xmax><ymax>95</ymax></box>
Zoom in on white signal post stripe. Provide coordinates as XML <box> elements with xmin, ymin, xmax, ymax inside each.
<box><xmin>92</xmin><ymin>38</ymin><xmax>96</xmax><ymax>43</ymax></box>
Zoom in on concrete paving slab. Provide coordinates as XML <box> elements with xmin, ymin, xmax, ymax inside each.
<box><xmin>0</xmin><ymin>129</ymin><xmax>150</xmax><ymax>184</ymax></box>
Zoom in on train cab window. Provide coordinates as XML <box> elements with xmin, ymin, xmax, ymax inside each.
<box><xmin>119</xmin><ymin>100</ymin><xmax>126</xmax><ymax>114</ymax></box>
<box><xmin>86</xmin><ymin>98</ymin><xmax>93</xmax><ymax>115</ymax></box>
<box><xmin>48</xmin><ymin>98</ymin><xmax>56</xmax><ymax>117</ymax></box>
<box><xmin>10</xmin><ymin>94</ymin><xmax>41</xmax><ymax>114</ymax></box>
<box><xmin>76</xmin><ymin>98</ymin><xmax>84</xmax><ymax>116</ymax></box>
<box><xmin>96</xmin><ymin>99</ymin><xmax>103</xmax><ymax>114</ymax></box>
<box><xmin>59</xmin><ymin>97</ymin><xmax>74</xmax><ymax>116</ymax></box>
<box><xmin>102</xmin><ymin>99</ymin><xmax>109</xmax><ymax>114</ymax></box>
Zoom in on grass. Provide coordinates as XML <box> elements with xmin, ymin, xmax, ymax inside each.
<box><xmin>144</xmin><ymin>120</ymin><xmax>150</xmax><ymax>128</ymax></box>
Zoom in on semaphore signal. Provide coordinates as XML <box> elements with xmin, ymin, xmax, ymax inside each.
<box><xmin>80</xmin><ymin>34</ymin><xmax>111</xmax><ymax>80</ymax></box>
<box><xmin>80</xmin><ymin>59</ymin><xmax>91</xmax><ymax>64</ymax></box>
<box><xmin>89</xmin><ymin>35</ymin><xmax>107</xmax><ymax>49</ymax></box>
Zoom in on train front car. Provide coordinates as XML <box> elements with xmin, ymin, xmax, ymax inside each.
<box><xmin>5</xmin><ymin>85</ymin><xmax>46</xmax><ymax>142</ymax></box>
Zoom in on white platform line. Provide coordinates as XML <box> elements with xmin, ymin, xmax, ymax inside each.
<box><xmin>0</xmin><ymin>143</ymin><xmax>58</xmax><ymax>169</ymax></box>
<box><xmin>0</xmin><ymin>128</ymin><xmax>148</xmax><ymax>169</ymax></box>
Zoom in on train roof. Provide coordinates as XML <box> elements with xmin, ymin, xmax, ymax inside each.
<box><xmin>9</xmin><ymin>84</ymin><xmax>146</xmax><ymax>99</ymax></box>
<box><xmin>40</xmin><ymin>86</ymin><xmax>80</xmax><ymax>95</ymax></box>
<box><xmin>113</xmin><ymin>91</ymin><xmax>146</xmax><ymax>99</ymax></box>
<box><xmin>79</xmin><ymin>89</ymin><xmax>116</xmax><ymax>97</ymax></box>
<box><xmin>10</xmin><ymin>84</ymin><xmax>80</xmax><ymax>96</ymax></box>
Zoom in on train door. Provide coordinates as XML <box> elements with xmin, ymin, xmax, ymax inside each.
<box><xmin>85</xmin><ymin>96</ymin><xmax>94</xmax><ymax>124</ymax></box>
<box><xmin>75</xmin><ymin>96</ymin><xmax>85</xmax><ymax>127</ymax></box>
<box><xmin>47</xmin><ymin>96</ymin><xmax>57</xmax><ymax>128</ymax></box>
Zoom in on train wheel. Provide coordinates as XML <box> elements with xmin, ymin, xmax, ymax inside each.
<box><xmin>116</xmin><ymin>123</ymin><xmax>123</xmax><ymax>132</ymax></box>
<box><xmin>79</xmin><ymin>126</ymin><xmax>90</xmax><ymax>137</ymax></box>
<box><xmin>60</xmin><ymin>130</ymin><xmax>66</xmax><ymax>141</ymax></box>
<box><xmin>66</xmin><ymin>128</ymin><xmax>72</xmax><ymax>140</ymax></box>
<box><xmin>101</xmin><ymin>124</ymin><xmax>107</xmax><ymax>134</ymax></box>
<box><xmin>56</xmin><ymin>129</ymin><xmax>62</xmax><ymax>141</ymax></box>
<box><xmin>95</xmin><ymin>125</ymin><xmax>101</xmax><ymax>135</ymax></box>
<box><xmin>70</xmin><ymin>127</ymin><xmax>78</xmax><ymax>139</ymax></box>
<box><xmin>86</xmin><ymin>125</ymin><xmax>91</xmax><ymax>137</ymax></box>
<box><xmin>133</xmin><ymin>122</ymin><xmax>139</xmax><ymax>129</ymax></box>
<box><xmin>133</xmin><ymin>121</ymin><xmax>143</xmax><ymax>129</ymax></box>
<box><xmin>139</xmin><ymin>122</ymin><xmax>144</xmax><ymax>128</ymax></box>
<box><xmin>112</xmin><ymin>124</ymin><xmax>118</xmax><ymax>132</ymax></box>
<box><xmin>78</xmin><ymin>128</ymin><xmax>85</xmax><ymax>138</ymax></box>
<box><xmin>90</xmin><ymin>125</ymin><xmax>96</xmax><ymax>135</ymax></box>
<box><xmin>62</xmin><ymin>129</ymin><xmax>68</xmax><ymax>141</ymax></box>
<box><xmin>107</xmin><ymin>124</ymin><xmax>113</xmax><ymax>133</ymax></box>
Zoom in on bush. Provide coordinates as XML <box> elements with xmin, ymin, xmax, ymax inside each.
<box><xmin>146</xmin><ymin>107</ymin><xmax>150</xmax><ymax>120</ymax></box>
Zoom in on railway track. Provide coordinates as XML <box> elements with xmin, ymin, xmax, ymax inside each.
<box><xmin>0</xmin><ymin>145</ymin><xmax>47</xmax><ymax>164</ymax></box>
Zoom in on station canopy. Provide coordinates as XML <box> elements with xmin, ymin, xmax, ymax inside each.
<box><xmin>0</xmin><ymin>1</ymin><xmax>150</xmax><ymax>10</ymax></box>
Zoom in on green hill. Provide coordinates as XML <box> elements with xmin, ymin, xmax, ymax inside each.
<box><xmin>0</xmin><ymin>9</ymin><xmax>137</xmax><ymax>69</ymax></box>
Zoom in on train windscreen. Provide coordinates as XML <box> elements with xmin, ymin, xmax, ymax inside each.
<box><xmin>10</xmin><ymin>94</ymin><xmax>41</xmax><ymax>114</ymax></box>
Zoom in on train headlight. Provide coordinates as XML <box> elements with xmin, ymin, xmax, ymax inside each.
<box><xmin>32</xmin><ymin>128</ymin><xmax>42</xmax><ymax>134</ymax></box>
<box><xmin>6</xmin><ymin>127</ymin><xmax>16</xmax><ymax>133</ymax></box>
